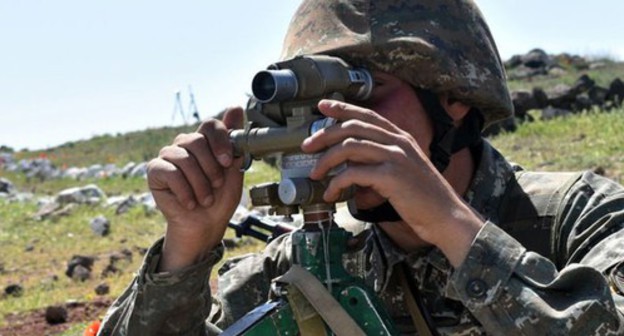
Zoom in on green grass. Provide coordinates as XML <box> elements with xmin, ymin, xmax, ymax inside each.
<box><xmin>490</xmin><ymin>107</ymin><xmax>624</xmax><ymax>183</ymax></box>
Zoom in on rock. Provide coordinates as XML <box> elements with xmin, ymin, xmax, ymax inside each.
<box><xmin>45</xmin><ymin>305</ymin><xmax>68</xmax><ymax>324</ymax></box>
<box><xmin>588</xmin><ymin>86</ymin><xmax>609</xmax><ymax>106</ymax></box>
<box><xmin>511</xmin><ymin>90</ymin><xmax>537</xmax><ymax>120</ymax></box>
<box><xmin>66</xmin><ymin>255</ymin><xmax>95</xmax><ymax>279</ymax></box>
<box><xmin>71</xmin><ymin>265</ymin><xmax>91</xmax><ymax>281</ymax></box>
<box><xmin>129</xmin><ymin>162</ymin><xmax>148</xmax><ymax>178</ymax></box>
<box><xmin>0</xmin><ymin>178</ymin><xmax>15</xmax><ymax>194</ymax></box>
<box><xmin>90</xmin><ymin>215</ymin><xmax>111</xmax><ymax>236</ymax></box>
<box><xmin>34</xmin><ymin>202</ymin><xmax>76</xmax><ymax>221</ymax></box>
<box><xmin>607</xmin><ymin>78</ymin><xmax>624</xmax><ymax>105</ymax></box>
<box><xmin>573</xmin><ymin>94</ymin><xmax>593</xmax><ymax>112</ymax></box>
<box><xmin>570</xmin><ymin>74</ymin><xmax>595</xmax><ymax>95</ymax></box>
<box><xmin>532</xmin><ymin>87</ymin><xmax>549</xmax><ymax>109</ymax></box>
<box><xmin>547</xmin><ymin>66</ymin><xmax>567</xmax><ymax>77</ymax></box>
<box><xmin>115</xmin><ymin>195</ymin><xmax>137</xmax><ymax>215</ymax></box>
<box><xmin>546</xmin><ymin>84</ymin><xmax>576</xmax><ymax>110</ymax></box>
<box><xmin>56</xmin><ymin>184</ymin><xmax>106</xmax><ymax>205</ymax></box>
<box><xmin>4</xmin><ymin>284</ymin><xmax>23</xmax><ymax>297</ymax></box>
<box><xmin>504</xmin><ymin>55</ymin><xmax>523</xmax><ymax>69</ymax></box>
<box><xmin>521</xmin><ymin>48</ymin><xmax>550</xmax><ymax>69</ymax></box>
<box><xmin>120</xmin><ymin>162</ymin><xmax>137</xmax><ymax>178</ymax></box>
<box><xmin>101</xmin><ymin>263</ymin><xmax>120</xmax><ymax>278</ymax></box>
<box><xmin>63</xmin><ymin>167</ymin><xmax>88</xmax><ymax>180</ymax></box>
<box><xmin>138</xmin><ymin>192</ymin><xmax>157</xmax><ymax>214</ymax></box>
<box><xmin>86</xmin><ymin>164</ymin><xmax>104</xmax><ymax>179</ymax></box>
<box><xmin>95</xmin><ymin>283</ymin><xmax>110</xmax><ymax>295</ymax></box>
<box><xmin>34</xmin><ymin>202</ymin><xmax>61</xmax><ymax>220</ymax></box>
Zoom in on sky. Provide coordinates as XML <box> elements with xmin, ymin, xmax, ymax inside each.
<box><xmin>1</xmin><ymin>0</ymin><xmax>623</xmax><ymax>151</ymax></box>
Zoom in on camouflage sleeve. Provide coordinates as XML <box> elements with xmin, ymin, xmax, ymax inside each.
<box><xmin>97</xmin><ymin>237</ymin><xmax>224</xmax><ymax>336</ymax></box>
<box><xmin>209</xmin><ymin>233</ymin><xmax>293</xmax><ymax>330</ymax></box>
<box><xmin>448</xmin><ymin>172</ymin><xmax>624</xmax><ymax>335</ymax></box>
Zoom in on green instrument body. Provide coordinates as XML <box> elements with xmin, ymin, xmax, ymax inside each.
<box><xmin>222</xmin><ymin>224</ymin><xmax>397</xmax><ymax>335</ymax></box>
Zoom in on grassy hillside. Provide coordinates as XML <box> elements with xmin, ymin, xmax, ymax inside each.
<box><xmin>12</xmin><ymin>124</ymin><xmax>199</xmax><ymax>167</ymax></box>
<box><xmin>1</xmin><ymin>59</ymin><xmax>624</xmax><ymax>335</ymax></box>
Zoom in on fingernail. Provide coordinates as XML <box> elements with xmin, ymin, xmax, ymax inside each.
<box><xmin>217</xmin><ymin>154</ymin><xmax>231</xmax><ymax>166</ymax></box>
<box><xmin>187</xmin><ymin>201</ymin><xmax>197</xmax><ymax>210</ymax></box>
<box><xmin>318</xmin><ymin>99</ymin><xmax>331</xmax><ymax>109</ymax></box>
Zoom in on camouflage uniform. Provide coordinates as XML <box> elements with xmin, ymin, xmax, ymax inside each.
<box><xmin>99</xmin><ymin>0</ymin><xmax>624</xmax><ymax>334</ymax></box>
<box><xmin>98</xmin><ymin>141</ymin><xmax>624</xmax><ymax>335</ymax></box>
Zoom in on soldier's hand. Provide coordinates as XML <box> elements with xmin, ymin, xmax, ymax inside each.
<box><xmin>147</xmin><ymin>107</ymin><xmax>244</xmax><ymax>271</ymax></box>
<box><xmin>302</xmin><ymin>97</ymin><xmax>483</xmax><ymax>267</ymax></box>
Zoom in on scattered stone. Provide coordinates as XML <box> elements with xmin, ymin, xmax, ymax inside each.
<box><xmin>90</xmin><ymin>215</ymin><xmax>111</xmax><ymax>236</ymax></box>
<box><xmin>24</xmin><ymin>244</ymin><xmax>34</xmax><ymax>252</ymax></box>
<box><xmin>138</xmin><ymin>192</ymin><xmax>157</xmax><ymax>214</ymax></box>
<box><xmin>129</xmin><ymin>162</ymin><xmax>148</xmax><ymax>178</ymax></box>
<box><xmin>34</xmin><ymin>202</ymin><xmax>77</xmax><ymax>221</ymax></box>
<box><xmin>121</xmin><ymin>162</ymin><xmax>137</xmax><ymax>178</ymax></box>
<box><xmin>71</xmin><ymin>265</ymin><xmax>91</xmax><ymax>282</ymax></box>
<box><xmin>521</xmin><ymin>48</ymin><xmax>550</xmax><ymax>69</ymax></box>
<box><xmin>607</xmin><ymin>78</ymin><xmax>624</xmax><ymax>105</ymax></box>
<box><xmin>101</xmin><ymin>263</ymin><xmax>120</xmax><ymax>278</ymax></box>
<box><xmin>111</xmin><ymin>249</ymin><xmax>133</xmax><ymax>263</ymax></box>
<box><xmin>4</xmin><ymin>284</ymin><xmax>23</xmax><ymax>297</ymax></box>
<box><xmin>45</xmin><ymin>305</ymin><xmax>68</xmax><ymax>324</ymax></box>
<box><xmin>115</xmin><ymin>195</ymin><xmax>137</xmax><ymax>215</ymax></box>
<box><xmin>56</xmin><ymin>184</ymin><xmax>106</xmax><ymax>205</ymax></box>
<box><xmin>66</xmin><ymin>255</ymin><xmax>95</xmax><ymax>279</ymax></box>
<box><xmin>95</xmin><ymin>283</ymin><xmax>110</xmax><ymax>295</ymax></box>
<box><xmin>0</xmin><ymin>178</ymin><xmax>15</xmax><ymax>194</ymax></box>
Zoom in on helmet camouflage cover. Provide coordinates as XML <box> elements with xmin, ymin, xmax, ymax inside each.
<box><xmin>281</xmin><ymin>0</ymin><xmax>513</xmax><ymax>128</ymax></box>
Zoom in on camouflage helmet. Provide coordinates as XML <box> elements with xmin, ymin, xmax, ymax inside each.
<box><xmin>280</xmin><ymin>0</ymin><xmax>513</xmax><ymax>128</ymax></box>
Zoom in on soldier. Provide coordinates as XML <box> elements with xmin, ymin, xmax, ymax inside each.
<box><xmin>98</xmin><ymin>0</ymin><xmax>624</xmax><ymax>335</ymax></box>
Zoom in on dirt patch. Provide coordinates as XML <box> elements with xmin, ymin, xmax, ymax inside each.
<box><xmin>0</xmin><ymin>298</ymin><xmax>111</xmax><ymax>336</ymax></box>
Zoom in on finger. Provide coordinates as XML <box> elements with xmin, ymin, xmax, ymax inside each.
<box><xmin>310</xmin><ymin>139</ymin><xmax>397</xmax><ymax>179</ymax></box>
<box><xmin>317</xmin><ymin>99</ymin><xmax>401</xmax><ymax>133</ymax></box>
<box><xmin>173</xmin><ymin>133</ymin><xmax>225</xmax><ymax>189</ymax></box>
<box><xmin>323</xmin><ymin>165</ymin><xmax>389</xmax><ymax>203</ymax></box>
<box><xmin>302</xmin><ymin>118</ymin><xmax>399</xmax><ymax>153</ymax></box>
<box><xmin>158</xmin><ymin>145</ymin><xmax>215</xmax><ymax>207</ymax></box>
<box><xmin>147</xmin><ymin>158</ymin><xmax>199</xmax><ymax>210</ymax></box>
<box><xmin>223</xmin><ymin>106</ymin><xmax>244</xmax><ymax>130</ymax></box>
<box><xmin>196</xmin><ymin>107</ymin><xmax>244</xmax><ymax>168</ymax></box>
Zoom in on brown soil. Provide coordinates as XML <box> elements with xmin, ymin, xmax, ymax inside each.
<box><xmin>0</xmin><ymin>298</ymin><xmax>111</xmax><ymax>336</ymax></box>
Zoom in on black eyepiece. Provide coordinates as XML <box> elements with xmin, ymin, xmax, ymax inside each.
<box><xmin>251</xmin><ymin>70</ymin><xmax>298</xmax><ymax>103</ymax></box>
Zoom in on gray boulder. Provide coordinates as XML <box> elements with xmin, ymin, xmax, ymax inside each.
<box><xmin>90</xmin><ymin>215</ymin><xmax>111</xmax><ymax>236</ymax></box>
<box><xmin>56</xmin><ymin>184</ymin><xmax>106</xmax><ymax>205</ymax></box>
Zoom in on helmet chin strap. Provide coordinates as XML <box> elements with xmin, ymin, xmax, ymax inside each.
<box><xmin>348</xmin><ymin>89</ymin><xmax>483</xmax><ymax>223</ymax></box>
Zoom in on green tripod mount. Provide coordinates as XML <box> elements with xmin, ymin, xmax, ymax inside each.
<box><xmin>222</xmin><ymin>203</ymin><xmax>397</xmax><ymax>335</ymax></box>
<box><xmin>223</xmin><ymin>55</ymin><xmax>398</xmax><ymax>334</ymax></box>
